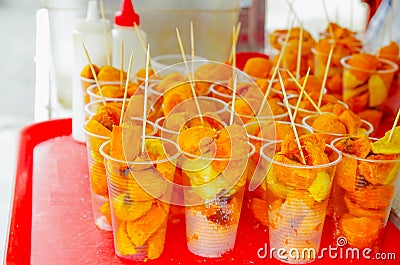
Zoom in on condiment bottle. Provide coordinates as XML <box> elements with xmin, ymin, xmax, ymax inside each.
<box><xmin>72</xmin><ymin>0</ymin><xmax>112</xmax><ymax>142</ymax></box>
<box><xmin>112</xmin><ymin>0</ymin><xmax>147</xmax><ymax>79</ymax></box>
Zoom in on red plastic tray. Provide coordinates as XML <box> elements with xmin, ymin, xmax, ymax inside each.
<box><xmin>5</xmin><ymin>118</ymin><xmax>400</xmax><ymax>264</ymax></box>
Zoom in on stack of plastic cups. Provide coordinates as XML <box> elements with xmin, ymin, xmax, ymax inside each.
<box><xmin>100</xmin><ymin>136</ymin><xmax>180</xmax><ymax>260</ymax></box>
<box><xmin>260</xmin><ymin>141</ymin><xmax>342</xmax><ymax>263</ymax></box>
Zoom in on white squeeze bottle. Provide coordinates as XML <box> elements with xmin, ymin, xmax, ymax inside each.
<box><xmin>112</xmin><ymin>0</ymin><xmax>147</xmax><ymax>79</ymax></box>
<box><xmin>72</xmin><ymin>0</ymin><xmax>112</xmax><ymax>142</ymax></box>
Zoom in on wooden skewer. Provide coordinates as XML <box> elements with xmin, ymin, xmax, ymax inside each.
<box><xmin>190</xmin><ymin>21</ymin><xmax>195</xmax><ymax>79</ymax></box>
<box><xmin>295</xmin><ymin>27</ymin><xmax>303</xmax><ymax>79</ymax></box>
<box><xmin>176</xmin><ymin>27</ymin><xmax>203</xmax><ymax>123</ymax></box>
<box><xmin>286</xmin><ymin>69</ymin><xmax>323</xmax><ymax>114</ymax></box>
<box><xmin>229</xmin><ymin>74</ymin><xmax>238</xmax><ymax>125</ymax></box>
<box><xmin>321</xmin><ymin>0</ymin><xmax>335</xmax><ymax>39</ymax></box>
<box><xmin>278</xmin><ymin>71</ymin><xmax>306</xmax><ymax>165</ymax></box>
<box><xmin>388</xmin><ymin>108</ymin><xmax>400</xmax><ymax>142</ymax></box>
<box><xmin>318</xmin><ymin>44</ymin><xmax>334</xmax><ymax>107</ymax></box>
<box><xmin>228</xmin><ymin>22</ymin><xmax>241</xmax><ymax>64</ymax></box>
<box><xmin>284</xmin><ymin>0</ymin><xmax>303</xmax><ymax>27</ymax></box>
<box><xmin>258</xmin><ymin>19</ymin><xmax>294</xmax><ymax>116</ymax></box>
<box><xmin>231</xmin><ymin>25</ymin><xmax>237</xmax><ymax>94</ymax></box>
<box><xmin>293</xmin><ymin>67</ymin><xmax>311</xmax><ymax>121</ymax></box>
<box><xmin>119</xmin><ymin>49</ymin><xmax>134</xmax><ymax>126</ymax></box>
<box><xmin>349</xmin><ymin>0</ymin><xmax>354</xmax><ymax>30</ymax></box>
<box><xmin>141</xmin><ymin>45</ymin><xmax>151</xmax><ymax>153</ymax></box>
<box><xmin>99</xmin><ymin>0</ymin><xmax>111</xmax><ymax>66</ymax></box>
<box><xmin>120</xmin><ymin>40</ymin><xmax>124</xmax><ymax>91</ymax></box>
<box><xmin>82</xmin><ymin>41</ymin><xmax>106</xmax><ymax>105</ymax></box>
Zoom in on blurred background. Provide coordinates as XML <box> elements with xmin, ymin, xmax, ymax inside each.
<box><xmin>0</xmin><ymin>0</ymin><xmax>372</xmax><ymax>262</ymax></box>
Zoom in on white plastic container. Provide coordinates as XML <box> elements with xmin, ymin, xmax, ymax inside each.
<box><xmin>132</xmin><ymin>0</ymin><xmax>240</xmax><ymax>62</ymax></box>
<box><xmin>72</xmin><ymin>0</ymin><xmax>112</xmax><ymax>142</ymax></box>
<box><xmin>112</xmin><ymin>0</ymin><xmax>147</xmax><ymax>80</ymax></box>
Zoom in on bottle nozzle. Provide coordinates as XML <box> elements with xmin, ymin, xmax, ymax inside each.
<box><xmin>114</xmin><ymin>0</ymin><xmax>140</xmax><ymax>27</ymax></box>
<box><xmin>86</xmin><ymin>0</ymin><xmax>100</xmax><ymax>21</ymax></box>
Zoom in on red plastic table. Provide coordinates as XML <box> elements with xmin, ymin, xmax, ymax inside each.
<box><xmin>5</xmin><ymin>119</ymin><xmax>400</xmax><ymax>264</ymax></box>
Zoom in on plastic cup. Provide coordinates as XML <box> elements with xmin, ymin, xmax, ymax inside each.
<box><xmin>330</xmin><ymin>137</ymin><xmax>400</xmax><ymax>252</ymax></box>
<box><xmin>244</xmin><ymin>120</ymin><xmax>313</xmax><ymax>228</ymax></box>
<box><xmin>302</xmin><ymin>114</ymin><xmax>374</xmax><ymax>144</ymax></box>
<box><xmin>100</xmin><ymin>136</ymin><xmax>180</xmax><ymax>261</ymax></box>
<box><xmin>261</xmin><ymin>141</ymin><xmax>342</xmax><ymax>263</ymax></box>
<box><xmin>341</xmin><ymin>55</ymin><xmax>398</xmax><ymax>125</ymax></box>
<box><xmin>83</xmin><ymin>116</ymin><xmax>157</xmax><ymax>231</ymax></box>
<box><xmin>312</xmin><ymin>46</ymin><xmax>353</xmax><ymax>97</ymax></box>
<box><xmin>151</xmin><ymin>54</ymin><xmax>209</xmax><ymax>75</ymax></box>
<box><xmin>277</xmin><ymin>34</ymin><xmax>315</xmax><ymax>78</ymax></box>
<box><xmin>86</xmin><ymin>82</ymin><xmax>130</xmax><ymax>102</ymax></box>
<box><xmin>181</xmin><ymin>142</ymin><xmax>255</xmax><ymax>258</ymax></box>
<box><xmin>287</xmin><ymin>95</ymin><xmax>348</xmax><ymax>124</ymax></box>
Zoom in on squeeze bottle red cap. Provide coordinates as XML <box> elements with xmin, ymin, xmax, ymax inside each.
<box><xmin>114</xmin><ymin>0</ymin><xmax>140</xmax><ymax>27</ymax></box>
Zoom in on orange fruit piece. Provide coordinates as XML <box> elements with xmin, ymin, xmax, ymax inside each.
<box><xmin>334</xmin><ymin>136</ymin><xmax>371</xmax><ymax>158</ymax></box>
<box><xmin>243</xmin><ymin>57</ymin><xmax>273</xmax><ymax>78</ymax></box>
<box><xmin>311</xmin><ymin>114</ymin><xmax>347</xmax><ymax>135</ymax></box>
<box><xmin>334</xmin><ymin>155</ymin><xmax>358</xmax><ymax>192</ymax></box>
<box><xmin>85</xmin><ymin>119</ymin><xmax>111</xmax><ymax>137</ymax></box>
<box><xmin>112</xmin><ymin>193</ymin><xmax>153</xmax><ymax>221</ymax></box>
<box><xmin>347</xmin><ymin>184</ymin><xmax>395</xmax><ymax>210</ymax></box>
<box><xmin>337</xmin><ymin>109</ymin><xmax>362</xmax><ymax>134</ymax></box>
<box><xmin>98</xmin><ymin>65</ymin><xmax>127</xmax><ymax>82</ymax></box>
<box><xmin>115</xmin><ymin>221</ymin><xmax>137</xmax><ymax>256</ymax></box>
<box><xmin>347</xmin><ymin>53</ymin><xmax>379</xmax><ymax>83</ymax></box>
<box><xmin>379</xmin><ymin>41</ymin><xmax>399</xmax><ymax>57</ymax></box>
<box><xmin>339</xmin><ymin>215</ymin><xmax>381</xmax><ymax>249</ymax></box>
<box><xmin>127</xmin><ymin>201</ymin><xmax>168</xmax><ymax>246</ymax></box>
<box><xmin>358</xmin><ymin>154</ymin><xmax>398</xmax><ymax>185</ymax></box>
<box><xmin>147</xmin><ymin>223</ymin><xmax>167</xmax><ymax>260</ymax></box>
<box><xmin>273</xmin><ymin>153</ymin><xmax>318</xmax><ymax>188</ymax></box>
<box><xmin>89</xmin><ymin>162</ymin><xmax>108</xmax><ymax>196</ymax></box>
<box><xmin>99</xmin><ymin>200</ymin><xmax>112</xmax><ymax>225</ymax></box>
<box><xmin>178</xmin><ymin>126</ymin><xmax>216</xmax><ymax>156</ymax></box>
<box><xmin>80</xmin><ymin>63</ymin><xmax>100</xmax><ymax>79</ymax></box>
<box><xmin>344</xmin><ymin>196</ymin><xmax>389</xmax><ymax>220</ymax></box>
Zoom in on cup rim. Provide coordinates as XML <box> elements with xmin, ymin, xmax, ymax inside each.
<box><xmin>331</xmin><ymin>136</ymin><xmax>400</xmax><ymax>163</ymax></box>
<box><xmin>99</xmin><ymin>136</ymin><xmax>181</xmax><ymax>165</ymax></box>
<box><xmin>340</xmin><ymin>55</ymin><xmax>399</xmax><ymax>74</ymax></box>
<box><xmin>84</xmin><ymin>98</ymin><xmax>125</xmax><ymax>117</ymax></box>
<box><xmin>285</xmin><ymin>95</ymin><xmax>347</xmax><ymax>115</ymax></box>
<box><xmin>244</xmin><ymin>120</ymin><xmax>313</xmax><ymax>142</ymax></box>
<box><xmin>302</xmin><ymin>114</ymin><xmax>374</xmax><ymax>137</ymax></box>
<box><xmin>83</xmin><ymin>118</ymin><xmax>158</xmax><ymax>139</ymax></box>
<box><xmin>86</xmin><ymin>82</ymin><xmax>125</xmax><ymax>101</ymax></box>
<box><xmin>261</xmin><ymin>140</ymin><xmax>343</xmax><ymax>169</ymax></box>
<box><xmin>181</xmin><ymin>141</ymin><xmax>256</xmax><ymax>161</ymax></box>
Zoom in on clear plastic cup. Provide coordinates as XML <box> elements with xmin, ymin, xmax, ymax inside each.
<box><xmin>181</xmin><ymin>142</ymin><xmax>255</xmax><ymax>257</ymax></box>
<box><xmin>287</xmin><ymin>95</ymin><xmax>348</xmax><ymax>124</ymax></box>
<box><xmin>341</xmin><ymin>55</ymin><xmax>398</xmax><ymax>119</ymax></box>
<box><xmin>261</xmin><ymin>141</ymin><xmax>342</xmax><ymax>263</ymax></box>
<box><xmin>86</xmin><ymin>82</ymin><xmax>127</xmax><ymax>102</ymax></box>
<box><xmin>330</xmin><ymin>137</ymin><xmax>400</xmax><ymax>252</ymax></box>
<box><xmin>302</xmin><ymin>114</ymin><xmax>374</xmax><ymax>143</ymax></box>
<box><xmin>244</xmin><ymin>120</ymin><xmax>313</xmax><ymax>228</ymax></box>
<box><xmin>83</xmin><ymin>116</ymin><xmax>157</xmax><ymax>231</ymax></box>
<box><xmin>100</xmin><ymin>136</ymin><xmax>180</xmax><ymax>260</ymax></box>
